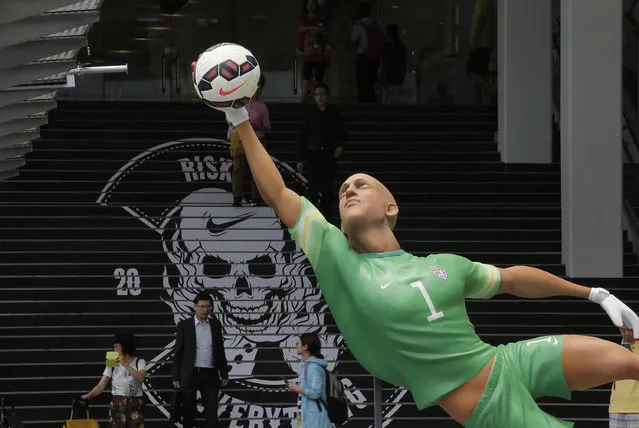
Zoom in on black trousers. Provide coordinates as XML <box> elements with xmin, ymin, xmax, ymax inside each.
<box><xmin>356</xmin><ymin>54</ymin><xmax>379</xmax><ymax>103</ymax></box>
<box><xmin>306</xmin><ymin>153</ymin><xmax>336</xmax><ymax>224</ymax></box>
<box><xmin>181</xmin><ymin>368</ymin><xmax>220</xmax><ymax>428</ymax></box>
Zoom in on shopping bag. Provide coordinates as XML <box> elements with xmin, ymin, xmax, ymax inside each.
<box><xmin>62</xmin><ymin>398</ymin><xmax>98</xmax><ymax>428</ymax></box>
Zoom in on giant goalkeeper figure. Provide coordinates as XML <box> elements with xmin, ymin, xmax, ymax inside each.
<box><xmin>220</xmin><ymin>103</ymin><xmax>639</xmax><ymax>427</ymax></box>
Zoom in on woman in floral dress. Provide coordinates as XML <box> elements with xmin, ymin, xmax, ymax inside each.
<box><xmin>82</xmin><ymin>333</ymin><xmax>147</xmax><ymax>427</ymax></box>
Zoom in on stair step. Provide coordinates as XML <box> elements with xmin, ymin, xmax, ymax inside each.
<box><xmin>338</xmin><ymin>167</ymin><xmax>637</xmax><ymax>180</ymax></box>
<box><xmin>0</xmin><ymin>203</ymin><xmax>561</xmax><ymax>219</ymax></box>
<box><xmin>340</xmin><ymin>151</ymin><xmax>502</xmax><ymax>162</ymax></box>
<box><xmin>0</xmin><ymin>225</ymin><xmax>562</xmax><ymax>240</ymax></box>
<box><xmin>466</xmin><ymin>299</ymin><xmax>639</xmax><ymax>312</ymax></box>
<box><xmin>23</xmin><ymin>167</ymin><xmax>576</xmax><ymax>184</ymax></box>
<box><xmin>412</xmin><ymin>401</ymin><xmax>607</xmax><ymax>422</ymax></box>
<box><xmin>0</xmin><ymin>215</ymin><xmax>562</xmax><ymax>229</ymax></box>
<box><xmin>398</xmin><ymin>217</ymin><xmax>562</xmax><ymax>228</ymax></box>
<box><xmin>406</xmin><ymin>241</ymin><xmax>561</xmax><ymax>252</ymax></box>
<box><xmin>338</xmin><ymin>161</ymin><xmax>506</xmax><ymax>172</ymax></box>
<box><xmin>338</xmin><ymin>205</ymin><xmax>563</xmax><ymax>217</ymax></box>
<box><xmin>624</xmin><ymin>265</ymin><xmax>639</xmax><ymax>275</ymax></box>
<box><xmin>47</xmin><ymin>108</ymin><xmax>467</xmax><ymax>120</ymax></box>
<box><xmin>34</xmin><ymin>138</ymin><xmax>501</xmax><ymax>153</ymax></box>
<box><xmin>47</xmin><ymin>101</ymin><xmax>483</xmax><ymax>112</ymax></box>
<box><xmin>48</xmin><ymin>109</ymin><xmax>498</xmax><ymax>123</ymax></box>
<box><xmin>55</xmin><ymin>100</ymin><xmax>498</xmax><ymax>114</ymax></box>
<box><xmin>0</xmin><ymin>242</ymin><xmax>563</xmax><ymax>257</ymax></box>
<box><xmin>39</xmin><ymin>128</ymin><xmax>497</xmax><ymax>143</ymax></box>
<box><xmin>44</xmin><ymin>119</ymin><xmax>497</xmax><ymax>133</ymax></box>
<box><xmin>0</xmin><ymin>330</ymin><xmax>620</xmax><ymax>357</ymax></box>
<box><xmin>0</xmin><ymin>190</ymin><xmax>562</xmax><ymax>205</ymax></box>
<box><xmin>0</xmin><ymin>209</ymin><xmax>555</xmax><ymax>221</ymax></box>
<box><xmin>0</xmin><ymin>259</ymin><xmax>566</xmax><ymax>275</ymax></box>
<box><xmin>395</xmin><ymin>192</ymin><xmax>560</xmax><ymax>203</ymax></box>
<box><xmin>2</xmin><ymin>235</ymin><xmax>627</xmax><ymax>252</ymax></box>
<box><xmin>469</xmin><ymin>312</ymin><xmax>613</xmax><ymax>325</ymax></box>
<box><xmin>4</xmin><ymin>307</ymin><xmax>620</xmax><ymax>329</ymax></box>
<box><xmin>0</xmin><ymin>179</ymin><xmax>562</xmax><ymax>195</ymax></box>
<box><xmin>0</xmin><ymin>246</ymin><xmax>570</xmax><ymax>262</ymax></box>
<box><xmin>3</xmin><ymin>182</ymin><xmax>563</xmax><ymax>199</ymax></box>
<box><xmin>333</xmin><ymin>181</ymin><xmax>561</xmax><ymax>193</ymax></box>
<box><xmin>0</xmin><ymin>320</ymin><xmax>618</xmax><ymax>336</ymax></box>
<box><xmin>336</xmin><ymin>171</ymin><xmax>561</xmax><ymax>182</ymax></box>
<box><xmin>2</xmin><ymin>274</ymin><xmax>635</xmax><ymax>295</ymax></box>
<box><xmin>25</xmin><ymin>150</ymin><xmax>503</xmax><ymax>163</ymax></box>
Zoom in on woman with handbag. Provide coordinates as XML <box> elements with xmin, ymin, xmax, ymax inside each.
<box><xmin>286</xmin><ymin>333</ymin><xmax>333</xmax><ymax>428</ymax></box>
<box><xmin>81</xmin><ymin>333</ymin><xmax>147</xmax><ymax>427</ymax></box>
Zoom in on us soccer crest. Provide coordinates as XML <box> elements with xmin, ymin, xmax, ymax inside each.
<box><xmin>96</xmin><ymin>138</ymin><xmax>407</xmax><ymax>427</ymax></box>
<box><xmin>431</xmin><ymin>267</ymin><xmax>448</xmax><ymax>280</ymax></box>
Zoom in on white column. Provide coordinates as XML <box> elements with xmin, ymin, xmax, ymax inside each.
<box><xmin>561</xmin><ymin>0</ymin><xmax>623</xmax><ymax>277</ymax></box>
<box><xmin>497</xmin><ymin>0</ymin><xmax>552</xmax><ymax>163</ymax></box>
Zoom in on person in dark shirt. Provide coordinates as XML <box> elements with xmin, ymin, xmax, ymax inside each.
<box><xmin>380</xmin><ymin>24</ymin><xmax>408</xmax><ymax>104</ymax></box>
<box><xmin>296</xmin><ymin>82</ymin><xmax>346</xmax><ymax>224</ymax></box>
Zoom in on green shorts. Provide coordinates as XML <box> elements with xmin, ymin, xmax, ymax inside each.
<box><xmin>464</xmin><ymin>336</ymin><xmax>574</xmax><ymax>428</ymax></box>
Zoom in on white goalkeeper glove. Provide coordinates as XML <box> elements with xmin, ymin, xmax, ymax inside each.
<box><xmin>589</xmin><ymin>287</ymin><xmax>639</xmax><ymax>338</ymax></box>
<box><xmin>224</xmin><ymin>107</ymin><xmax>249</xmax><ymax>127</ymax></box>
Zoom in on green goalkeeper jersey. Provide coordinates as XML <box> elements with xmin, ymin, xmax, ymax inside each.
<box><xmin>289</xmin><ymin>197</ymin><xmax>501</xmax><ymax>409</ymax></box>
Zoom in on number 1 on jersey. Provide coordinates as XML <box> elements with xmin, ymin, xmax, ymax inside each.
<box><xmin>410</xmin><ymin>280</ymin><xmax>444</xmax><ymax>322</ymax></box>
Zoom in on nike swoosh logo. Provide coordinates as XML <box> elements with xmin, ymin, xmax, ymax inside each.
<box><xmin>207</xmin><ymin>213</ymin><xmax>255</xmax><ymax>233</ymax></box>
<box><xmin>381</xmin><ymin>280</ymin><xmax>393</xmax><ymax>289</ymax></box>
<box><xmin>219</xmin><ymin>81</ymin><xmax>247</xmax><ymax>96</ymax></box>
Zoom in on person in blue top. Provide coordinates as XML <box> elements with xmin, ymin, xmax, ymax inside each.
<box><xmin>286</xmin><ymin>333</ymin><xmax>333</xmax><ymax>428</ymax></box>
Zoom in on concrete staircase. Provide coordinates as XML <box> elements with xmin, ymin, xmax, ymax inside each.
<box><xmin>0</xmin><ymin>101</ymin><xmax>636</xmax><ymax>426</ymax></box>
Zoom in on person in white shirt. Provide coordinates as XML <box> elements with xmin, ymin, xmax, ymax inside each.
<box><xmin>82</xmin><ymin>333</ymin><xmax>147</xmax><ymax>427</ymax></box>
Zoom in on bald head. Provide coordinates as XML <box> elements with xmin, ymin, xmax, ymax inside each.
<box><xmin>340</xmin><ymin>173</ymin><xmax>398</xmax><ymax>230</ymax></box>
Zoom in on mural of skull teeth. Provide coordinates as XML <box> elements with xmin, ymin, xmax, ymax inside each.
<box><xmin>221</xmin><ymin>299</ymin><xmax>273</xmax><ymax>325</ymax></box>
<box><xmin>225</xmin><ymin>301</ymin><xmax>269</xmax><ymax>314</ymax></box>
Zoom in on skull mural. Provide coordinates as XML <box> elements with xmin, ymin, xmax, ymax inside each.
<box><xmin>161</xmin><ymin>188</ymin><xmax>340</xmax><ymax>381</ymax></box>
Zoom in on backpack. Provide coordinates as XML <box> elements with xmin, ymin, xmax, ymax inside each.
<box><xmin>305</xmin><ymin>363</ymin><xmax>349</xmax><ymax>425</ymax></box>
<box><xmin>363</xmin><ymin>22</ymin><xmax>385</xmax><ymax>60</ymax></box>
<box><xmin>302</xmin><ymin>30</ymin><xmax>327</xmax><ymax>61</ymax></box>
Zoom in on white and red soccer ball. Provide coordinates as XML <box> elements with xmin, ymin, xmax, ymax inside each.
<box><xmin>192</xmin><ymin>42</ymin><xmax>261</xmax><ymax>110</ymax></box>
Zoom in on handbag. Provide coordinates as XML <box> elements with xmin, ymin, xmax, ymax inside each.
<box><xmin>230</xmin><ymin>130</ymin><xmax>245</xmax><ymax>158</ymax></box>
<box><xmin>63</xmin><ymin>398</ymin><xmax>99</xmax><ymax>428</ymax></box>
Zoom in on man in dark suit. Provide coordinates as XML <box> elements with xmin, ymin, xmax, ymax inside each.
<box><xmin>172</xmin><ymin>292</ymin><xmax>229</xmax><ymax>427</ymax></box>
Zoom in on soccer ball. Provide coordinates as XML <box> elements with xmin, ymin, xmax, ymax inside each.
<box><xmin>192</xmin><ymin>42</ymin><xmax>261</xmax><ymax>110</ymax></box>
